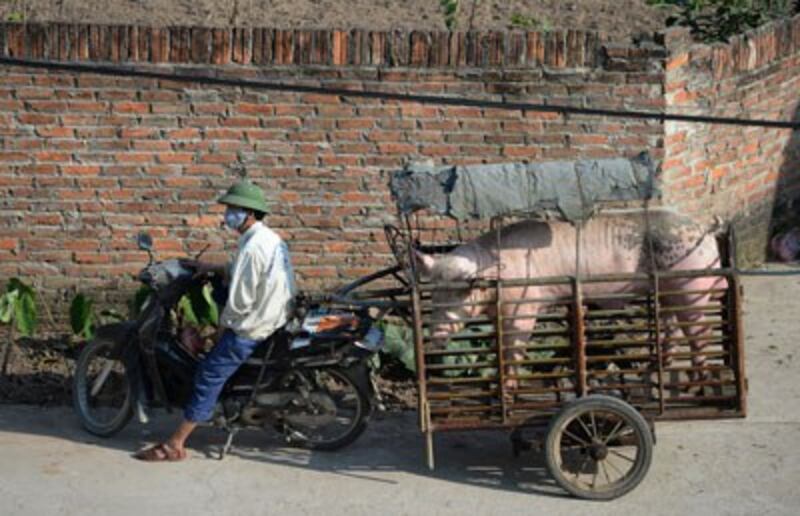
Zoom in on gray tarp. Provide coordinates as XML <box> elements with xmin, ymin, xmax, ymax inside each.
<box><xmin>389</xmin><ymin>152</ymin><xmax>660</xmax><ymax>223</ymax></box>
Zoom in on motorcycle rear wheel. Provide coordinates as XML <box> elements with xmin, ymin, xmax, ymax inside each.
<box><xmin>282</xmin><ymin>366</ymin><xmax>371</xmax><ymax>451</ymax></box>
<box><xmin>73</xmin><ymin>339</ymin><xmax>134</xmax><ymax>437</ymax></box>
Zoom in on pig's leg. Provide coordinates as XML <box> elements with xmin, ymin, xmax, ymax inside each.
<box><xmin>664</xmin><ymin>275</ymin><xmax>727</xmax><ymax>392</ymax></box>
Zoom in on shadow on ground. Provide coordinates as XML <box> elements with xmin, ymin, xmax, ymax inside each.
<box><xmin>0</xmin><ymin>404</ymin><xmax>567</xmax><ymax>499</ymax></box>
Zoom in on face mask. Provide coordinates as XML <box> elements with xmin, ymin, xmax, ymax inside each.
<box><xmin>224</xmin><ymin>207</ymin><xmax>248</xmax><ymax>231</ymax></box>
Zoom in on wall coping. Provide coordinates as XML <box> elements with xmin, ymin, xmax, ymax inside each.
<box><xmin>0</xmin><ymin>22</ymin><xmax>670</xmax><ymax>70</ymax></box>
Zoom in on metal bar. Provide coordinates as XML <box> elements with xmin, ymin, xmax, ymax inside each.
<box><xmin>507</xmin><ymin>370</ymin><xmax>577</xmax><ymax>381</ymax></box>
<box><xmin>586</xmin><ymin>353</ymin><xmax>653</xmax><ymax>363</ymax></box>
<box><xmin>424</xmin><ymin>347</ymin><xmax>496</xmax><ymax>357</ymax></box>
<box><xmin>430</xmin><ymin>405</ymin><xmax>498</xmax><ymax>415</ymax></box>
<box><xmin>418</xmin><ymin>268</ymin><xmax>735</xmax><ymax>291</ymax></box>
<box><xmin>667</xmin><ymin>319</ymin><xmax>726</xmax><ymax>330</ymax></box>
<box><xmin>427</xmin><ymin>376</ymin><xmax>496</xmax><ymax>385</ymax></box>
<box><xmin>662</xmin><ymin>350</ymin><xmax>729</xmax><ymax>360</ymax></box>
<box><xmin>405</xmin><ymin>213</ymin><xmax>430</xmax><ymax>436</ymax></box>
<box><xmin>515</xmin><ymin>343</ymin><xmax>572</xmax><ymax>352</ymax></box>
<box><xmin>504</xmin><ymin>357</ymin><xmax>574</xmax><ymax>366</ymax></box>
<box><xmin>584</xmin><ymin>308</ymin><xmax>649</xmax><ymax>318</ymax></box>
<box><xmin>570</xmin><ymin>278</ymin><xmax>587</xmax><ymax>398</ymax></box>
<box><xmin>657</xmin><ymin>287</ymin><xmax>729</xmax><ymax>297</ymax></box>
<box><xmin>425</xmin><ymin>361</ymin><xmax>497</xmax><ymax>371</ymax></box>
<box><xmin>584</xmin><ymin>323</ymin><xmax>652</xmax><ymax>333</ymax></box>
<box><xmin>730</xmin><ymin>273</ymin><xmax>748</xmax><ymax>416</ymax></box>
<box><xmin>494</xmin><ymin>217</ymin><xmax>508</xmax><ymax>424</ymax></box>
<box><xmin>423</xmin><ymin>331</ymin><xmax>495</xmax><ymax>341</ymax></box>
<box><xmin>427</xmin><ymin>389</ymin><xmax>499</xmax><ymax>400</ymax></box>
<box><xmin>657</xmin><ymin>304</ymin><xmax>723</xmax><ymax>314</ymax></box>
<box><xmin>585</xmin><ymin>338</ymin><xmax>656</xmax><ymax>346</ymax></box>
<box><xmin>664</xmin><ymin>364</ymin><xmax>733</xmax><ymax>373</ymax></box>
<box><xmin>660</xmin><ymin>335</ymin><xmax>727</xmax><ymax>345</ymax></box>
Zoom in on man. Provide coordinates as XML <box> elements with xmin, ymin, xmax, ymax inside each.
<box><xmin>135</xmin><ymin>180</ymin><xmax>296</xmax><ymax>461</ymax></box>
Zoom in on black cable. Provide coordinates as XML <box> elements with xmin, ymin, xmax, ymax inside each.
<box><xmin>1</xmin><ymin>56</ymin><xmax>799</xmax><ymax>129</ymax></box>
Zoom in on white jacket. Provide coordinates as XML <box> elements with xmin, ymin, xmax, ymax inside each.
<box><xmin>220</xmin><ymin>222</ymin><xmax>296</xmax><ymax>340</ymax></box>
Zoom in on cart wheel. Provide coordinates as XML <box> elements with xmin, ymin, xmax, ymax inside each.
<box><xmin>544</xmin><ymin>395</ymin><xmax>653</xmax><ymax>500</ymax></box>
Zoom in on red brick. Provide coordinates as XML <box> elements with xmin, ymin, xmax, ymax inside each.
<box><xmin>133</xmin><ymin>140</ymin><xmax>172</xmax><ymax>151</ymax></box>
<box><xmin>67</xmin><ymin>101</ymin><xmax>109</xmax><ymax>113</ymax></box>
<box><xmin>166</xmin><ymin>128</ymin><xmax>201</xmax><ymax>139</ymax></box>
<box><xmin>0</xmin><ymin>239</ymin><xmax>17</xmax><ymax>250</ymax></box>
<box><xmin>34</xmin><ymin>151</ymin><xmax>71</xmax><ymax>161</ymax></box>
<box><xmin>301</xmin><ymin>94</ymin><xmax>341</xmax><ymax>104</ymax></box>
<box><xmin>36</xmin><ymin>127</ymin><xmax>75</xmax><ymax>138</ymax></box>
<box><xmin>121</xmin><ymin>127</ymin><xmax>160</xmax><ymax>138</ymax></box>
<box><xmin>221</xmin><ymin>117</ymin><xmax>261</xmax><ymax>127</ymax></box>
<box><xmin>236</xmin><ymin>103</ymin><xmax>275</xmax><ymax>115</ymax></box>
<box><xmin>74</xmin><ymin>252</ymin><xmax>112</xmax><ymax>264</ymax></box>
<box><xmin>18</xmin><ymin>113</ymin><xmax>58</xmax><ymax>125</ymax></box>
<box><xmin>115</xmin><ymin>153</ymin><xmax>154</xmax><ymax>163</ymax></box>
<box><xmin>157</xmin><ymin>153</ymin><xmax>195</xmax><ymax>164</ymax></box>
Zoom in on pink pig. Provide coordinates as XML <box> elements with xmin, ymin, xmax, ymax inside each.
<box><xmin>415</xmin><ymin>208</ymin><xmax>726</xmax><ymax>387</ymax></box>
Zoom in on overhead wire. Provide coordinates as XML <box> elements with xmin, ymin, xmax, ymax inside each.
<box><xmin>0</xmin><ymin>56</ymin><xmax>798</xmax><ymax>129</ymax></box>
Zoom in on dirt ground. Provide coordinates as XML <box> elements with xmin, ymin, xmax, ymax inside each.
<box><xmin>0</xmin><ymin>269</ymin><xmax>799</xmax><ymax>515</ymax></box>
<box><xmin>0</xmin><ymin>1</ymin><xmax>673</xmax><ymax>40</ymax></box>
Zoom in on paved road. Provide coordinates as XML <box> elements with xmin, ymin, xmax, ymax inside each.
<box><xmin>1</xmin><ymin>272</ymin><xmax>799</xmax><ymax>516</ymax></box>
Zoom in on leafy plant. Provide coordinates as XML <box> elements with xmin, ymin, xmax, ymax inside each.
<box><xmin>441</xmin><ymin>0</ymin><xmax>460</xmax><ymax>31</ymax></box>
<box><xmin>647</xmin><ymin>0</ymin><xmax>798</xmax><ymax>42</ymax></box>
<box><xmin>176</xmin><ymin>283</ymin><xmax>219</xmax><ymax>327</ymax></box>
<box><xmin>0</xmin><ymin>278</ymin><xmax>37</xmax><ymax>337</ymax></box>
<box><xmin>6</xmin><ymin>11</ymin><xmax>23</xmax><ymax>23</ymax></box>
<box><xmin>69</xmin><ymin>293</ymin><xmax>125</xmax><ymax>342</ymax></box>
<box><xmin>0</xmin><ymin>278</ymin><xmax>37</xmax><ymax>377</ymax></box>
<box><xmin>69</xmin><ymin>293</ymin><xmax>94</xmax><ymax>341</ymax></box>
<box><xmin>379</xmin><ymin>322</ymin><xmax>416</xmax><ymax>373</ymax></box>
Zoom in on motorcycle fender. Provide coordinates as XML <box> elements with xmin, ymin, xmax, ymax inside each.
<box><xmin>94</xmin><ymin>321</ymin><xmax>138</xmax><ymax>359</ymax></box>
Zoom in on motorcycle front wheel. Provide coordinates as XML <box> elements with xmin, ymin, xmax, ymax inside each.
<box><xmin>281</xmin><ymin>366</ymin><xmax>371</xmax><ymax>451</ymax></box>
<box><xmin>72</xmin><ymin>339</ymin><xmax>134</xmax><ymax>437</ymax></box>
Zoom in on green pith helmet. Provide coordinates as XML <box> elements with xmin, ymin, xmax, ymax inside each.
<box><xmin>218</xmin><ymin>180</ymin><xmax>269</xmax><ymax>213</ymax></box>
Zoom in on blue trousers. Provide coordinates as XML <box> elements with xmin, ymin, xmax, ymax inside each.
<box><xmin>183</xmin><ymin>329</ymin><xmax>259</xmax><ymax>423</ymax></box>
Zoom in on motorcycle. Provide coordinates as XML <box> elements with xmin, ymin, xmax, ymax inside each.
<box><xmin>72</xmin><ymin>232</ymin><xmax>384</xmax><ymax>457</ymax></box>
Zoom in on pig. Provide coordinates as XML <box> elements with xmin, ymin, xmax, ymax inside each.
<box><xmin>414</xmin><ymin>207</ymin><xmax>726</xmax><ymax>389</ymax></box>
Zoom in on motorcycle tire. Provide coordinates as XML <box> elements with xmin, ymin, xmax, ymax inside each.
<box><xmin>284</xmin><ymin>365</ymin><xmax>371</xmax><ymax>452</ymax></box>
<box><xmin>73</xmin><ymin>338</ymin><xmax>134</xmax><ymax>437</ymax></box>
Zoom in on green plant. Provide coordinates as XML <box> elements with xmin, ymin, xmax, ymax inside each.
<box><xmin>69</xmin><ymin>293</ymin><xmax>94</xmax><ymax>341</ymax></box>
<box><xmin>0</xmin><ymin>278</ymin><xmax>37</xmax><ymax>377</ymax></box>
<box><xmin>69</xmin><ymin>293</ymin><xmax>125</xmax><ymax>342</ymax></box>
<box><xmin>0</xmin><ymin>278</ymin><xmax>37</xmax><ymax>337</ymax></box>
<box><xmin>441</xmin><ymin>0</ymin><xmax>460</xmax><ymax>31</ymax></box>
<box><xmin>379</xmin><ymin>322</ymin><xmax>416</xmax><ymax>373</ymax></box>
<box><xmin>6</xmin><ymin>11</ymin><xmax>23</xmax><ymax>22</ymax></box>
<box><xmin>176</xmin><ymin>283</ymin><xmax>219</xmax><ymax>327</ymax></box>
<box><xmin>648</xmin><ymin>0</ymin><xmax>798</xmax><ymax>42</ymax></box>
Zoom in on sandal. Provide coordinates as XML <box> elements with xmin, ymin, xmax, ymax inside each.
<box><xmin>133</xmin><ymin>443</ymin><xmax>187</xmax><ymax>462</ymax></box>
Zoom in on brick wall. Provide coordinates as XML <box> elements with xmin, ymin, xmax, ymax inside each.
<box><xmin>0</xmin><ymin>23</ymin><xmax>666</xmax><ymax>319</ymax></box>
<box><xmin>0</xmin><ymin>19</ymin><xmax>797</xmax><ymax>323</ymax></box>
<box><xmin>662</xmin><ymin>17</ymin><xmax>800</xmax><ymax>265</ymax></box>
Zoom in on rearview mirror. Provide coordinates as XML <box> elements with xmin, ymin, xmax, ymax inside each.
<box><xmin>137</xmin><ymin>233</ymin><xmax>153</xmax><ymax>251</ymax></box>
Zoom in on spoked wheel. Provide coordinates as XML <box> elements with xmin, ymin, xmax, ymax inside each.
<box><xmin>282</xmin><ymin>366</ymin><xmax>371</xmax><ymax>451</ymax></box>
<box><xmin>544</xmin><ymin>395</ymin><xmax>654</xmax><ymax>500</ymax></box>
<box><xmin>72</xmin><ymin>339</ymin><xmax>134</xmax><ymax>437</ymax></box>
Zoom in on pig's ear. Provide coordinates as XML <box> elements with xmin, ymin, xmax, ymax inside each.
<box><xmin>413</xmin><ymin>250</ymin><xmax>437</xmax><ymax>276</ymax></box>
